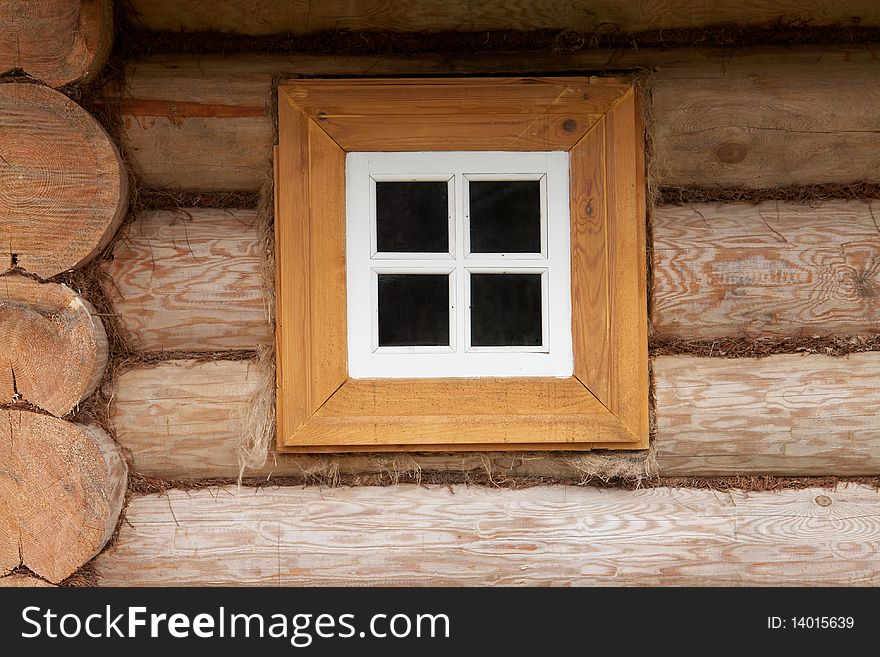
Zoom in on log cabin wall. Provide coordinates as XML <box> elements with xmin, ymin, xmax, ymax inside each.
<box><xmin>105</xmin><ymin>46</ymin><xmax>880</xmax><ymax>479</ymax></box>
<box><xmin>2</xmin><ymin>1</ymin><xmax>880</xmax><ymax>585</ymax></box>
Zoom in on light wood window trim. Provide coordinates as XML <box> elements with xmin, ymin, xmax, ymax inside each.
<box><xmin>275</xmin><ymin>77</ymin><xmax>648</xmax><ymax>452</ymax></box>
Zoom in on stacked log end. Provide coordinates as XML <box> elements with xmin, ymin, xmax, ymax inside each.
<box><xmin>0</xmin><ymin>574</ymin><xmax>56</xmax><ymax>587</ymax></box>
<box><xmin>1</xmin><ymin>5</ymin><xmax>125</xmax><ymax>585</ymax></box>
<box><xmin>0</xmin><ymin>412</ymin><xmax>127</xmax><ymax>583</ymax></box>
<box><xmin>0</xmin><ymin>82</ymin><xmax>128</xmax><ymax>278</ymax></box>
<box><xmin>0</xmin><ymin>200</ymin><xmax>125</xmax><ymax>584</ymax></box>
<box><xmin>0</xmin><ymin>0</ymin><xmax>113</xmax><ymax>88</ymax></box>
<box><xmin>0</xmin><ymin>276</ymin><xmax>108</xmax><ymax>415</ymax></box>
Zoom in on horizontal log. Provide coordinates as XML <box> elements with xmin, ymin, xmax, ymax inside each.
<box><xmin>107</xmin><ymin>46</ymin><xmax>880</xmax><ymax>191</ymax></box>
<box><xmin>103</xmin><ymin>209</ymin><xmax>272</xmax><ymax>351</ymax></box>
<box><xmin>653</xmin><ymin>200</ymin><xmax>880</xmax><ymax>338</ymax></box>
<box><xmin>110</xmin><ymin>359</ymin><xmax>647</xmax><ymax>480</ymax></box>
<box><xmin>111</xmin><ymin>360</ymin><xmax>269</xmax><ymax>478</ymax></box>
<box><xmin>654</xmin><ymin>353</ymin><xmax>880</xmax><ymax>476</ymax></box>
<box><xmin>95</xmin><ymin>483</ymin><xmax>880</xmax><ymax>586</ymax></box>
<box><xmin>125</xmin><ymin>0</ymin><xmax>880</xmax><ymax>35</ymax></box>
<box><xmin>101</xmin><ymin>199</ymin><xmax>879</xmax><ymax>349</ymax></box>
<box><xmin>653</xmin><ymin>52</ymin><xmax>880</xmax><ymax>188</ymax></box>
<box><xmin>113</xmin><ymin>356</ymin><xmax>880</xmax><ymax>479</ymax></box>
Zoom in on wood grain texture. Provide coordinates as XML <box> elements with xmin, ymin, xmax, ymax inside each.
<box><xmin>305</xmin><ymin>121</ymin><xmax>348</xmax><ymax>417</ymax></box>
<box><xmin>125</xmin><ymin>0</ymin><xmax>880</xmax><ymax>35</ymax></box>
<box><xmin>0</xmin><ymin>83</ymin><xmax>128</xmax><ymax>278</ymax></box>
<box><xmin>110</xmin><ymin>360</ymin><xmax>646</xmax><ymax>477</ymax></box>
<box><xmin>654</xmin><ymin>353</ymin><xmax>880</xmax><ymax>476</ymax></box>
<box><xmin>653</xmin><ymin>48</ymin><xmax>880</xmax><ymax>187</ymax></box>
<box><xmin>274</xmin><ymin>96</ymin><xmax>324</xmax><ymax>439</ymax></box>
<box><xmin>0</xmin><ymin>0</ymin><xmax>113</xmax><ymax>88</ymax></box>
<box><xmin>298</xmin><ymin>112</ymin><xmax>602</xmax><ymax>152</ymax></box>
<box><xmin>292</xmin><ymin>411</ymin><xmax>633</xmax><ymax>447</ymax></box>
<box><xmin>603</xmin><ymin>88</ymin><xmax>649</xmax><ymax>445</ymax></box>
<box><xmin>0</xmin><ymin>411</ymin><xmax>127</xmax><ymax>584</ymax></box>
<box><xmin>286</xmin><ymin>77</ymin><xmax>623</xmax><ymax>117</ymax></box>
<box><xmin>108</xmin><ymin>47</ymin><xmax>880</xmax><ymax>191</ymax></box>
<box><xmin>111</xmin><ymin>359</ymin><xmax>272</xmax><ymax>478</ymax></box>
<box><xmin>95</xmin><ymin>483</ymin><xmax>880</xmax><ymax>586</ymax></box>
<box><xmin>102</xmin><ymin>209</ymin><xmax>272</xmax><ymax>351</ymax></box>
<box><xmin>99</xmin><ymin>201</ymin><xmax>880</xmax><ymax>352</ymax></box>
<box><xmin>653</xmin><ymin>201</ymin><xmax>880</xmax><ymax>338</ymax></box>
<box><xmin>282</xmin><ymin>78</ymin><xmax>621</xmax><ymax>151</ymax></box>
<box><xmin>0</xmin><ymin>275</ymin><xmax>108</xmax><ymax>416</ymax></box>
<box><xmin>0</xmin><ymin>574</ymin><xmax>54</xmax><ymax>588</ymax></box>
<box><xmin>570</xmin><ymin>117</ymin><xmax>610</xmax><ymax>405</ymax></box>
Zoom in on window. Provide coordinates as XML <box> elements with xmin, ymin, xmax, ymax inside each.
<box><xmin>275</xmin><ymin>77</ymin><xmax>648</xmax><ymax>452</ymax></box>
<box><xmin>346</xmin><ymin>151</ymin><xmax>572</xmax><ymax>378</ymax></box>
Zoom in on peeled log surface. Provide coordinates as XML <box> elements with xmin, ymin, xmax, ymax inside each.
<box><xmin>0</xmin><ymin>276</ymin><xmax>108</xmax><ymax>416</ymax></box>
<box><xmin>0</xmin><ymin>83</ymin><xmax>128</xmax><ymax>278</ymax></box>
<box><xmin>111</xmin><ymin>360</ymin><xmax>270</xmax><ymax>478</ymax></box>
<box><xmin>654</xmin><ymin>354</ymin><xmax>880</xmax><ymax>476</ymax></box>
<box><xmin>103</xmin><ymin>209</ymin><xmax>272</xmax><ymax>351</ymax></box>
<box><xmin>0</xmin><ymin>0</ymin><xmax>113</xmax><ymax>87</ymax></box>
<box><xmin>653</xmin><ymin>49</ymin><xmax>880</xmax><ymax>187</ymax></box>
<box><xmin>108</xmin><ymin>47</ymin><xmax>880</xmax><ymax>191</ymax></box>
<box><xmin>653</xmin><ymin>201</ymin><xmax>880</xmax><ymax>338</ymax></box>
<box><xmin>100</xmin><ymin>202</ymin><xmax>880</xmax><ymax>352</ymax></box>
<box><xmin>0</xmin><ymin>574</ymin><xmax>54</xmax><ymax>587</ymax></box>
<box><xmin>111</xmin><ymin>357</ymin><xmax>877</xmax><ymax>479</ymax></box>
<box><xmin>0</xmin><ymin>411</ymin><xmax>127</xmax><ymax>584</ymax></box>
<box><xmin>126</xmin><ymin>0</ymin><xmax>880</xmax><ymax>34</ymax></box>
<box><xmin>95</xmin><ymin>483</ymin><xmax>880</xmax><ymax>586</ymax></box>
<box><xmin>111</xmin><ymin>359</ymin><xmax>641</xmax><ymax>480</ymax></box>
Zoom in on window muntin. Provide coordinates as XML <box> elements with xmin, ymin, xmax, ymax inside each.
<box><xmin>346</xmin><ymin>150</ymin><xmax>572</xmax><ymax>379</ymax></box>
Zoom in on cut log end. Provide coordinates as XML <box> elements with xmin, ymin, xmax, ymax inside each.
<box><xmin>0</xmin><ymin>276</ymin><xmax>108</xmax><ymax>416</ymax></box>
<box><xmin>0</xmin><ymin>83</ymin><xmax>128</xmax><ymax>279</ymax></box>
<box><xmin>0</xmin><ymin>0</ymin><xmax>113</xmax><ymax>87</ymax></box>
<box><xmin>0</xmin><ymin>574</ymin><xmax>55</xmax><ymax>588</ymax></box>
<box><xmin>0</xmin><ymin>411</ymin><xmax>127</xmax><ymax>584</ymax></box>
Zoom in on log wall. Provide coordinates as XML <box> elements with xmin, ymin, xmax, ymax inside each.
<box><xmin>9</xmin><ymin>17</ymin><xmax>871</xmax><ymax>585</ymax></box>
<box><xmin>104</xmin><ymin>199</ymin><xmax>880</xmax><ymax>478</ymax></box>
<box><xmin>108</xmin><ymin>48</ymin><xmax>880</xmax><ymax>191</ymax></box>
<box><xmin>103</xmin><ymin>209</ymin><xmax>271</xmax><ymax>351</ymax></box>
<box><xmin>125</xmin><ymin>1</ymin><xmax>880</xmax><ymax>35</ymax></box>
<box><xmin>95</xmin><ymin>483</ymin><xmax>880</xmax><ymax>586</ymax></box>
<box><xmin>654</xmin><ymin>354</ymin><xmax>880</xmax><ymax>475</ymax></box>
<box><xmin>653</xmin><ymin>201</ymin><xmax>880</xmax><ymax>338</ymax></box>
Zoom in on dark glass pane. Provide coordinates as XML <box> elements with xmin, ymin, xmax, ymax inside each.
<box><xmin>470</xmin><ymin>273</ymin><xmax>542</xmax><ymax>347</ymax></box>
<box><xmin>378</xmin><ymin>274</ymin><xmax>449</xmax><ymax>347</ymax></box>
<box><xmin>469</xmin><ymin>181</ymin><xmax>541</xmax><ymax>253</ymax></box>
<box><xmin>376</xmin><ymin>181</ymin><xmax>449</xmax><ymax>252</ymax></box>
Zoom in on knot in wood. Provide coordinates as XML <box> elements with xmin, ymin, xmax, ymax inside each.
<box><xmin>815</xmin><ymin>495</ymin><xmax>832</xmax><ymax>507</ymax></box>
<box><xmin>562</xmin><ymin>118</ymin><xmax>578</xmax><ymax>133</ymax></box>
<box><xmin>714</xmin><ymin>141</ymin><xmax>749</xmax><ymax>164</ymax></box>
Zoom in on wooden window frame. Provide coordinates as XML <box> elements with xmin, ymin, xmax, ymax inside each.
<box><xmin>275</xmin><ymin>77</ymin><xmax>648</xmax><ymax>452</ymax></box>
